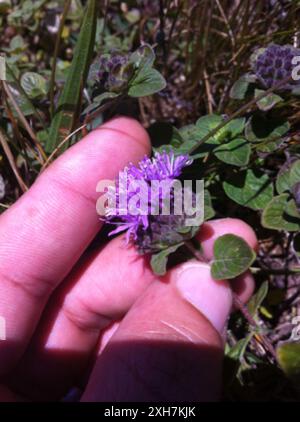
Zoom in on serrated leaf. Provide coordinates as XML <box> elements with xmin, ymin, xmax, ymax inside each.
<box><xmin>262</xmin><ymin>194</ymin><xmax>300</xmax><ymax>231</ymax></box>
<box><xmin>46</xmin><ymin>0</ymin><xmax>98</xmax><ymax>152</ymax></box>
<box><xmin>255</xmin><ymin>89</ymin><xmax>283</xmax><ymax>111</ymax></box>
<box><xmin>211</xmin><ymin>234</ymin><xmax>256</xmax><ymax>280</ymax></box>
<box><xmin>247</xmin><ymin>281</ymin><xmax>269</xmax><ymax>317</ymax></box>
<box><xmin>128</xmin><ymin>66</ymin><xmax>166</xmax><ymax>97</ymax></box>
<box><xmin>214</xmin><ymin>138</ymin><xmax>251</xmax><ymax>167</ymax></box>
<box><xmin>223</xmin><ymin>169</ymin><xmax>274</xmax><ymax>210</ymax></box>
<box><xmin>277</xmin><ymin>342</ymin><xmax>300</xmax><ymax>390</ymax></box>
<box><xmin>150</xmin><ymin>243</ymin><xmax>183</xmax><ymax>276</ymax></box>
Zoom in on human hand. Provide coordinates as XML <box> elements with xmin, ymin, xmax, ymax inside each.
<box><xmin>0</xmin><ymin>117</ymin><xmax>257</xmax><ymax>402</ymax></box>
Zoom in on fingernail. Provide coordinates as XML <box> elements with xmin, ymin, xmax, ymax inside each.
<box><xmin>175</xmin><ymin>263</ymin><xmax>232</xmax><ymax>334</ymax></box>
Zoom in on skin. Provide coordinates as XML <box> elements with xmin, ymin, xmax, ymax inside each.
<box><xmin>0</xmin><ymin>117</ymin><xmax>257</xmax><ymax>402</ymax></box>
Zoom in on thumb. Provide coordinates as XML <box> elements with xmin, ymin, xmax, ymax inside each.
<box><xmin>82</xmin><ymin>261</ymin><xmax>232</xmax><ymax>402</ymax></box>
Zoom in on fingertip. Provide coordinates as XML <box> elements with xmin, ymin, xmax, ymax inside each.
<box><xmin>89</xmin><ymin>116</ymin><xmax>151</xmax><ymax>155</ymax></box>
<box><xmin>231</xmin><ymin>270</ymin><xmax>255</xmax><ymax>306</ymax></box>
<box><xmin>197</xmin><ymin>218</ymin><xmax>258</xmax><ymax>260</ymax></box>
<box><xmin>175</xmin><ymin>262</ymin><xmax>232</xmax><ymax>335</ymax></box>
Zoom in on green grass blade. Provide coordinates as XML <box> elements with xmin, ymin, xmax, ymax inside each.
<box><xmin>46</xmin><ymin>0</ymin><xmax>97</xmax><ymax>153</ymax></box>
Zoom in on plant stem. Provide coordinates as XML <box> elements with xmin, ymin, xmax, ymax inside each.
<box><xmin>184</xmin><ymin>240</ymin><xmax>209</xmax><ymax>263</ymax></box>
<box><xmin>49</xmin><ymin>0</ymin><xmax>72</xmax><ymax>118</ymax></box>
<box><xmin>232</xmin><ymin>294</ymin><xmax>277</xmax><ymax>361</ymax></box>
<box><xmin>188</xmin><ymin>75</ymin><xmax>293</xmax><ymax>155</ymax></box>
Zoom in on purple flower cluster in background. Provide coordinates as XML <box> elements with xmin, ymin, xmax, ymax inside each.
<box><xmin>92</xmin><ymin>53</ymin><xmax>135</xmax><ymax>93</ymax></box>
<box><xmin>253</xmin><ymin>44</ymin><xmax>300</xmax><ymax>90</ymax></box>
<box><xmin>105</xmin><ymin>151</ymin><xmax>193</xmax><ymax>252</ymax></box>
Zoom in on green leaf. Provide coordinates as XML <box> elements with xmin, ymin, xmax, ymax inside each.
<box><xmin>255</xmin><ymin>89</ymin><xmax>283</xmax><ymax>111</ymax></box>
<box><xmin>245</xmin><ymin>113</ymin><xmax>290</xmax><ymax>144</ymax></box>
<box><xmin>230</xmin><ymin>74</ymin><xmax>255</xmax><ymax>100</ymax></box>
<box><xmin>255</xmin><ymin>137</ymin><xmax>285</xmax><ymax>153</ymax></box>
<box><xmin>276</xmin><ymin>160</ymin><xmax>300</xmax><ymax>194</ymax></box>
<box><xmin>214</xmin><ymin>138</ymin><xmax>251</xmax><ymax>167</ymax></box>
<box><xmin>226</xmin><ymin>333</ymin><xmax>254</xmax><ymax>361</ymax></box>
<box><xmin>150</xmin><ymin>243</ymin><xmax>183</xmax><ymax>276</ymax></box>
<box><xmin>20</xmin><ymin>72</ymin><xmax>48</xmax><ymax>99</ymax></box>
<box><xmin>196</xmin><ymin>114</ymin><xmax>226</xmax><ymax>143</ymax></box>
<box><xmin>81</xmin><ymin>92</ymin><xmax>118</xmax><ymax>116</ymax></box>
<box><xmin>277</xmin><ymin>342</ymin><xmax>300</xmax><ymax>390</ymax></box>
<box><xmin>276</xmin><ymin>166</ymin><xmax>293</xmax><ymax>194</ymax></box>
<box><xmin>290</xmin><ymin>160</ymin><xmax>300</xmax><ymax>187</ymax></box>
<box><xmin>211</xmin><ymin>234</ymin><xmax>256</xmax><ymax>280</ymax></box>
<box><xmin>179</xmin><ymin>124</ymin><xmax>203</xmax><ymax>144</ymax></box>
<box><xmin>176</xmin><ymin>124</ymin><xmax>217</xmax><ymax>158</ymax></box>
<box><xmin>247</xmin><ymin>281</ymin><xmax>269</xmax><ymax>317</ymax></box>
<box><xmin>46</xmin><ymin>0</ymin><xmax>98</xmax><ymax>152</ymax></box>
<box><xmin>223</xmin><ymin>169</ymin><xmax>274</xmax><ymax>210</ymax></box>
<box><xmin>224</xmin><ymin>332</ymin><xmax>254</xmax><ymax>387</ymax></box>
<box><xmin>128</xmin><ymin>66</ymin><xmax>166</xmax><ymax>97</ymax></box>
<box><xmin>225</xmin><ymin>118</ymin><xmax>246</xmax><ymax>138</ymax></box>
<box><xmin>204</xmin><ymin>189</ymin><xmax>215</xmax><ymax>221</ymax></box>
<box><xmin>262</xmin><ymin>194</ymin><xmax>300</xmax><ymax>231</ymax></box>
<box><xmin>129</xmin><ymin>44</ymin><xmax>155</xmax><ymax>69</ymax></box>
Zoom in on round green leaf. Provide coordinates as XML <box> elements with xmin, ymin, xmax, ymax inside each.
<box><xmin>214</xmin><ymin>138</ymin><xmax>251</xmax><ymax>167</ymax></box>
<box><xmin>245</xmin><ymin>113</ymin><xmax>290</xmax><ymax>144</ymax></box>
<box><xmin>223</xmin><ymin>169</ymin><xmax>274</xmax><ymax>210</ymax></box>
<box><xmin>128</xmin><ymin>67</ymin><xmax>166</xmax><ymax>97</ymax></box>
<box><xmin>277</xmin><ymin>342</ymin><xmax>300</xmax><ymax>390</ymax></box>
<box><xmin>262</xmin><ymin>194</ymin><xmax>300</xmax><ymax>231</ymax></box>
<box><xmin>211</xmin><ymin>234</ymin><xmax>256</xmax><ymax>280</ymax></box>
<box><xmin>150</xmin><ymin>243</ymin><xmax>183</xmax><ymax>276</ymax></box>
<box><xmin>20</xmin><ymin>72</ymin><xmax>48</xmax><ymax>99</ymax></box>
<box><xmin>255</xmin><ymin>89</ymin><xmax>283</xmax><ymax>111</ymax></box>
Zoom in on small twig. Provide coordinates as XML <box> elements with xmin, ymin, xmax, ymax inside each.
<box><xmin>250</xmin><ymin>266</ymin><xmax>300</xmax><ymax>275</ymax></box>
<box><xmin>41</xmin><ymin>123</ymin><xmax>86</xmax><ymax>170</ymax></box>
<box><xmin>1</xmin><ymin>80</ymin><xmax>47</xmax><ymax>163</ymax></box>
<box><xmin>203</xmin><ymin>68</ymin><xmax>214</xmax><ymax>114</ymax></box>
<box><xmin>184</xmin><ymin>240</ymin><xmax>209</xmax><ymax>263</ymax></box>
<box><xmin>0</xmin><ymin>128</ymin><xmax>28</xmax><ymax>193</ymax></box>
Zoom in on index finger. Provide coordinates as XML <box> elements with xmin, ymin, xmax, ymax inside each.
<box><xmin>0</xmin><ymin>117</ymin><xmax>150</xmax><ymax>374</ymax></box>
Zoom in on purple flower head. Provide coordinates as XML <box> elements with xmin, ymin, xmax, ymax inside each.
<box><xmin>103</xmin><ymin>151</ymin><xmax>196</xmax><ymax>253</ymax></box>
<box><xmin>253</xmin><ymin>44</ymin><xmax>300</xmax><ymax>90</ymax></box>
<box><xmin>90</xmin><ymin>52</ymin><xmax>135</xmax><ymax>93</ymax></box>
